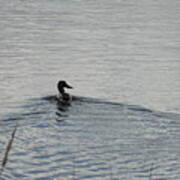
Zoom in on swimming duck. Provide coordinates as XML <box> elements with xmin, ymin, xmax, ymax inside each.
<box><xmin>57</xmin><ymin>80</ymin><xmax>73</xmax><ymax>103</ymax></box>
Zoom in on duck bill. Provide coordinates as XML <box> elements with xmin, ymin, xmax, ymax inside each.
<box><xmin>65</xmin><ymin>83</ymin><xmax>73</xmax><ymax>89</ymax></box>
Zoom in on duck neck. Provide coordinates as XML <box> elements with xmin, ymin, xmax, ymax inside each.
<box><xmin>59</xmin><ymin>87</ymin><xmax>65</xmax><ymax>95</ymax></box>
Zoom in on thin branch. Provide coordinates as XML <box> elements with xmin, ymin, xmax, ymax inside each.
<box><xmin>0</xmin><ymin>125</ymin><xmax>17</xmax><ymax>176</ymax></box>
<box><xmin>149</xmin><ymin>163</ymin><xmax>153</xmax><ymax>180</ymax></box>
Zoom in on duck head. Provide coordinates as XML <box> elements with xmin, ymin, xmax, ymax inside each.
<box><xmin>57</xmin><ymin>80</ymin><xmax>73</xmax><ymax>94</ymax></box>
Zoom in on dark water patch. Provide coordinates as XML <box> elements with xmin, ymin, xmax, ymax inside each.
<box><xmin>1</xmin><ymin>117</ymin><xmax>24</xmax><ymax>122</ymax></box>
<box><xmin>128</xmin><ymin>105</ymin><xmax>153</xmax><ymax>113</ymax></box>
<box><xmin>2</xmin><ymin>111</ymin><xmax>47</xmax><ymax>122</ymax></box>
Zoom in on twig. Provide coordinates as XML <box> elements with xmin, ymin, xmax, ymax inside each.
<box><xmin>72</xmin><ymin>155</ymin><xmax>76</xmax><ymax>180</ymax></box>
<box><xmin>109</xmin><ymin>163</ymin><xmax>113</xmax><ymax>180</ymax></box>
<box><xmin>0</xmin><ymin>125</ymin><xmax>17</xmax><ymax>176</ymax></box>
<box><xmin>149</xmin><ymin>163</ymin><xmax>153</xmax><ymax>180</ymax></box>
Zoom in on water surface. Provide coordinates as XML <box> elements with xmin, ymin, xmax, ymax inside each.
<box><xmin>0</xmin><ymin>0</ymin><xmax>180</xmax><ymax>179</ymax></box>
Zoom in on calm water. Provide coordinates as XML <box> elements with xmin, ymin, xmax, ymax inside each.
<box><xmin>0</xmin><ymin>0</ymin><xmax>180</xmax><ymax>179</ymax></box>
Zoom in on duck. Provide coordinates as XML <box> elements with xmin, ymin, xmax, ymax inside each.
<box><xmin>57</xmin><ymin>80</ymin><xmax>73</xmax><ymax>103</ymax></box>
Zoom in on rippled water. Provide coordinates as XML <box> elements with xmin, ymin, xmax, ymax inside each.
<box><xmin>0</xmin><ymin>0</ymin><xmax>180</xmax><ymax>179</ymax></box>
<box><xmin>1</xmin><ymin>97</ymin><xmax>180</xmax><ymax>179</ymax></box>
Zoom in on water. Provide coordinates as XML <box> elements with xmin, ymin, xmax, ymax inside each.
<box><xmin>0</xmin><ymin>0</ymin><xmax>180</xmax><ymax>179</ymax></box>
